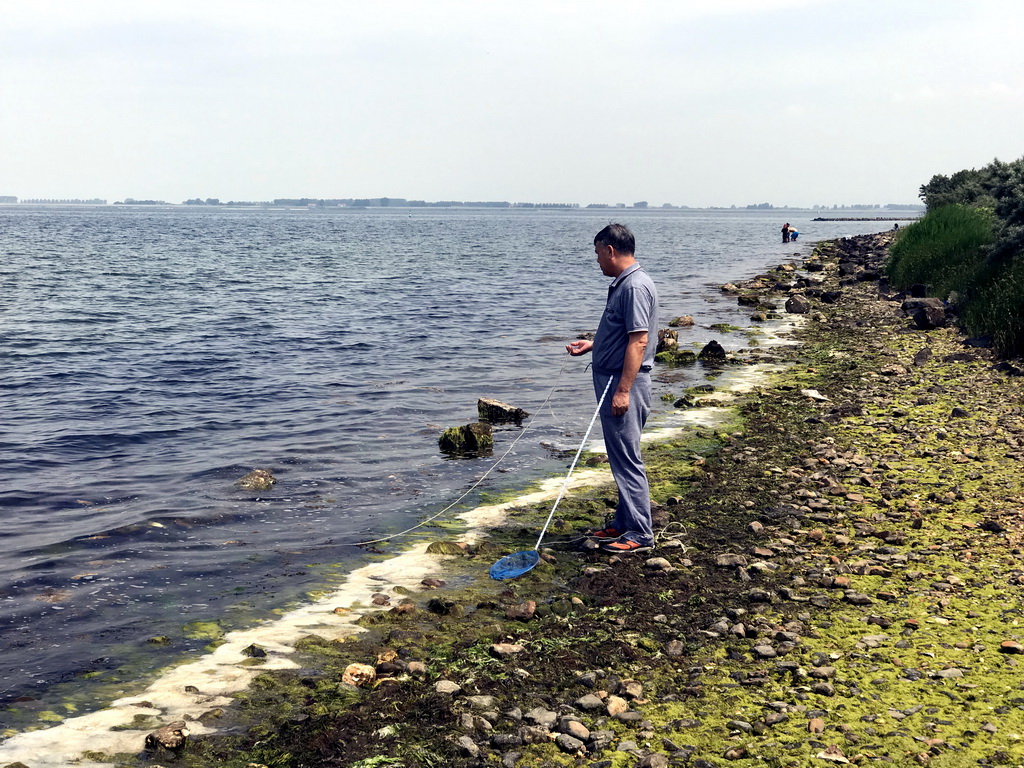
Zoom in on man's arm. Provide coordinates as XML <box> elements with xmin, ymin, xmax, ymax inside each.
<box><xmin>611</xmin><ymin>330</ymin><xmax>648</xmax><ymax>416</ymax></box>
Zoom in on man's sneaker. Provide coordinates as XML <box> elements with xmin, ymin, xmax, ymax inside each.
<box><xmin>586</xmin><ymin>526</ymin><xmax>622</xmax><ymax>540</ymax></box>
<box><xmin>600</xmin><ymin>538</ymin><xmax>654</xmax><ymax>554</ymax></box>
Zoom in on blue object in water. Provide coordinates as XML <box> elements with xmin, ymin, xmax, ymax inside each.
<box><xmin>791</xmin><ymin>231</ymin><xmax>799</xmax><ymax>240</ymax></box>
<box><xmin>490</xmin><ymin>549</ymin><xmax>541</xmax><ymax>580</ymax></box>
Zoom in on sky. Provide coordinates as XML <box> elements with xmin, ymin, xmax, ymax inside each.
<box><xmin>1</xmin><ymin>0</ymin><xmax>1022</xmax><ymax>207</ymax></box>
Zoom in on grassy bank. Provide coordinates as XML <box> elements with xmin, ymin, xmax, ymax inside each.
<box><xmin>24</xmin><ymin>231</ymin><xmax>1024</xmax><ymax>768</ymax></box>
<box><xmin>897</xmin><ymin>155</ymin><xmax>1024</xmax><ymax>357</ymax></box>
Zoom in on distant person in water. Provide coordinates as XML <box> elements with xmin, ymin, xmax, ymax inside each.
<box><xmin>781</xmin><ymin>223</ymin><xmax>791</xmax><ymax>243</ymax></box>
<box><xmin>566</xmin><ymin>223</ymin><xmax>658</xmax><ymax>554</ymax></box>
<box><xmin>790</xmin><ymin>227</ymin><xmax>799</xmax><ymax>241</ymax></box>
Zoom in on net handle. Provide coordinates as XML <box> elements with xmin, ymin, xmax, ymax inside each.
<box><xmin>533</xmin><ymin>375</ymin><xmax>613</xmax><ymax>551</ymax></box>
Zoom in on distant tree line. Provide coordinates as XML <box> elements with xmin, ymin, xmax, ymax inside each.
<box><xmin>182</xmin><ymin>198</ymin><xmax>266</xmax><ymax>206</ymax></box>
<box><xmin>266</xmin><ymin>198</ymin><xmax>587</xmax><ymax>209</ymax></box>
<box><xmin>745</xmin><ymin>202</ymin><xmax>922</xmax><ymax>211</ymax></box>
<box><xmin>20</xmin><ymin>198</ymin><xmax>107</xmax><ymax>204</ymax></box>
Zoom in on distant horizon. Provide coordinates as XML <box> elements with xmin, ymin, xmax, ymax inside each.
<box><xmin>1</xmin><ymin>195</ymin><xmax>926</xmax><ymax>211</ymax></box>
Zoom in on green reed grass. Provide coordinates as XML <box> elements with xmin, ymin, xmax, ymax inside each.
<box><xmin>961</xmin><ymin>254</ymin><xmax>1024</xmax><ymax>357</ymax></box>
<box><xmin>886</xmin><ymin>204</ymin><xmax>995</xmax><ymax>299</ymax></box>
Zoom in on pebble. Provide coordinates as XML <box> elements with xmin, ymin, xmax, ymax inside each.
<box><xmin>644</xmin><ymin>557</ymin><xmax>674</xmax><ymax>571</ymax></box>
<box><xmin>606</xmin><ymin>695</ymin><xmax>629</xmax><ymax>716</ymax></box>
<box><xmin>456</xmin><ymin>735</ymin><xmax>479</xmax><ymax>757</ymax></box>
<box><xmin>554</xmin><ymin>733</ymin><xmax>585</xmax><ymax>754</ymax></box>
<box><xmin>434</xmin><ymin>680</ymin><xmax>461</xmax><ymax>695</ymax></box>
<box><xmin>490</xmin><ymin>643</ymin><xmax>525</xmax><ymax>657</ymax></box>
<box><xmin>574</xmin><ymin>694</ymin><xmax>605</xmax><ymax>711</ymax></box>
<box><xmin>524</xmin><ymin>707</ymin><xmax>557</xmax><ymax>728</ymax></box>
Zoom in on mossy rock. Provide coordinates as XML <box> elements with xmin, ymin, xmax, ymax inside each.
<box><xmin>438</xmin><ymin>423</ymin><xmax>493</xmax><ymax>456</ymax></box>
<box><xmin>426</xmin><ymin>541</ymin><xmax>466</xmax><ymax>556</ymax></box>
<box><xmin>655</xmin><ymin>349</ymin><xmax>698</xmax><ymax>367</ymax></box>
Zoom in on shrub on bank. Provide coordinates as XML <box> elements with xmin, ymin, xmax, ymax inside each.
<box><xmin>961</xmin><ymin>254</ymin><xmax>1024</xmax><ymax>357</ymax></box>
<box><xmin>887</xmin><ymin>205</ymin><xmax>1024</xmax><ymax>356</ymax></box>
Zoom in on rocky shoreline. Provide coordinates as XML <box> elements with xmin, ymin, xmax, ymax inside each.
<box><xmin>14</xmin><ymin>230</ymin><xmax>1024</xmax><ymax>768</ymax></box>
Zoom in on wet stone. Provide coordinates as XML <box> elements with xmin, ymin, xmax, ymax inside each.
<box><xmin>589</xmin><ymin>730</ymin><xmax>616</xmax><ymax>750</ymax></box>
<box><xmin>490</xmin><ymin>733</ymin><xmax>523</xmax><ymax>749</ymax></box>
<box><xmin>456</xmin><ymin>735</ymin><xmax>480</xmax><ymax>757</ymax></box>
<box><xmin>524</xmin><ymin>707</ymin><xmax>557</xmax><ymax>728</ymax></box>
<box><xmin>145</xmin><ymin>721</ymin><xmax>188</xmax><ymax>751</ymax></box>
<box><xmin>518</xmin><ymin>725</ymin><xmax>551</xmax><ymax>744</ymax></box>
<box><xmin>606</xmin><ymin>695</ymin><xmax>629</xmax><ymax>716</ymax></box>
<box><xmin>490</xmin><ymin>643</ymin><xmax>526</xmax><ymax>658</ymax></box>
<box><xmin>555</xmin><ymin>733</ymin><xmax>585</xmax><ymax>754</ymax></box>
<box><xmin>558</xmin><ymin>718</ymin><xmax>590</xmax><ymax>741</ymax></box>
<box><xmin>575</xmin><ymin>694</ymin><xmax>605</xmax><ymax>711</ymax></box>
<box><xmin>466</xmin><ymin>695</ymin><xmax>499</xmax><ymax>710</ymax></box>
<box><xmin>506</xmin><ymin>601</ymin><xmax>537</xmax><ymax>621</ymax></box>
<box><xmin>638</xmin><ymin>754</ymin><xmax>670</xmax><ymax>768</ymax></box>
<box><xmin>617</xmin><ymin>679</ymin><xmax>644</xmax><ymax>699</ymax></box>
<box><xmin>716</xmin><ymin>553</ymin><xmax>748</xmax><ymax>568</ymax></box>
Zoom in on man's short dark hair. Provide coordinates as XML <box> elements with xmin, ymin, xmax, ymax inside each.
<box><xmin>594</xmin><ymin>223</ymin><xmax>635</xmax><ymax>254</ymax></box>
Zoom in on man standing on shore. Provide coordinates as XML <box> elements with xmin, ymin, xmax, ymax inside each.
<box><xmin>566</xmin><ymin>224</ymin><xmax>659</xmax><ymax>554</ymax></box>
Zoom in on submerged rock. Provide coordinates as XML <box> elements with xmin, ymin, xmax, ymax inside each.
<box><xmin>238</xmin><ymin>468</ymin><xmax>276</xmax><ymax>490</ymax></box>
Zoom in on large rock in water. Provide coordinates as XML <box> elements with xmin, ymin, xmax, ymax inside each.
<box><xmin>477</xmin><ymin>398</ymin><xmax>528</xmax><ymax>423</ymax></box>
<box><xmin>785</xmin><ymin>295</ymin><xmax>811</xmax><ymax>314</ymax></box>
<box><xmin>438</xmin><ymin>423</ymin><xmax>493</xmax><ymax>456</ymax></box>
<box><xmin>698</xmin><ymin>340</ymin><xmax>727</xmax><ymax>361</ymax></box>
<box><xmin>657</xmin><ymin>328</ymin><xmax>678</xmax><ymax>353</ymax></box>
<box><xmin>145</xmin><ymin>721</ymin><xmax>188</xmax><ymax>751</ymax></box>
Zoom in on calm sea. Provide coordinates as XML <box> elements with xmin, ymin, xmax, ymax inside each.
<box><xmin>0</xmin><ymin>205</ymin><xmax>905</xmax><ymax>723</ymax></box>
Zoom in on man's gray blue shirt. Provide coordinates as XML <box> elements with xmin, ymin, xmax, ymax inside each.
<box><xmin>592</xmin><ymin>263</ymin><xmax>659</xmax><ymax>376</ymax></box>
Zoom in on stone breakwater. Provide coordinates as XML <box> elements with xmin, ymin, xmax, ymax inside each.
<box><xmin>19</xmin><ymin>230</ymin><xmax>1024</xmax><ymax>768</ymax></box>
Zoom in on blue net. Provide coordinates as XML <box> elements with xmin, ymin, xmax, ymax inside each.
<box><xmin>489</xmin><ymin>550</ymin><xmax>540</xmax><ymax>580</ymax></box>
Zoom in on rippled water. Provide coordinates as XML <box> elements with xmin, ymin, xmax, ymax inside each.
<box><xmin>0</xmin><ymin>205</ymin><xmax>904</xmax><ymax>722</ymax></box>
